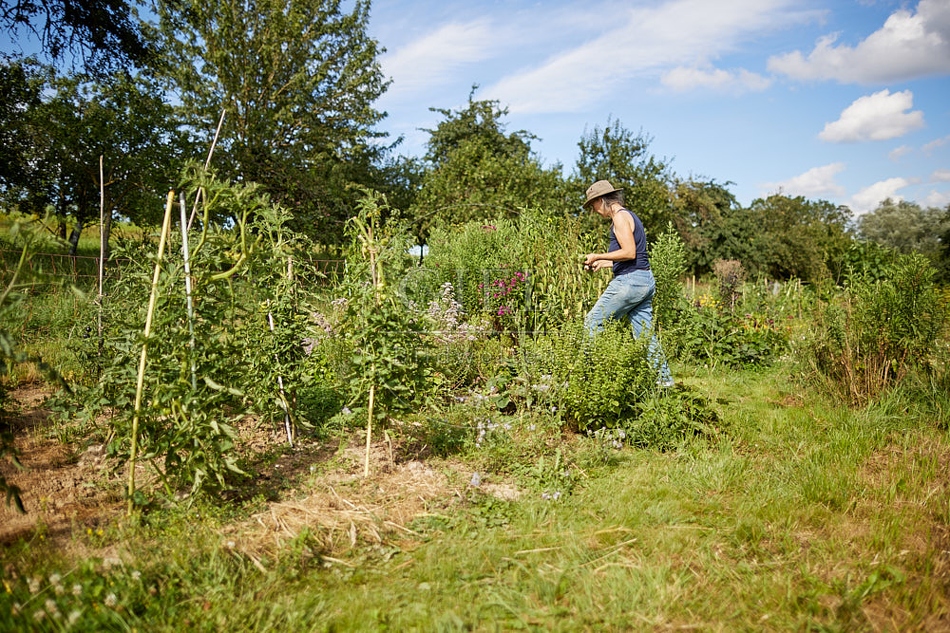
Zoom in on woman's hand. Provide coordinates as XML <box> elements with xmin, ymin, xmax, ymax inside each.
<box><xmin>583</xmin><ymin>253</ymin><xmax>600</xmax><ymax>267</ymax></box>
<box><xmin>583</xmin><ymin>257</ymin><xmax>612</xmax><ymax>271</ymax></box>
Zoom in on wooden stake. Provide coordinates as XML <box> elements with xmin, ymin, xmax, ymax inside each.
<box><xmin>127</xmin><ymin>191</ymin><xmax>175</xmax><ymax>516</ymax></box>
<box><xmin>364</xmin><ymin>220</ymin><xmax>380</xmax><ymax>479</ymax></box>
<box><xmin>364</xmin><ymin>384</ymin><xmax>375</xmax><ymax>478</ymax></box>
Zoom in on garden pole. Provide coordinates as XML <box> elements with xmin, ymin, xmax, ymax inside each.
<box><xmin>364</xmin><ymin>221</ymin><xmax>379</xmax><ymax>478</ymax></box>
<box><xmin>127</xmin><ymin>191</ymin><xmax>175</xmax><ymax>516</ymax></box>
<box><xmin>187</xmin><ymin>109</ymin><xmax>226</xmax><ymax>231</ymax></box>
<box><xmin>97</xmin><ymin>156</ymin><xmax>105</xmax><ymax>364</ymax></box>
<box><xmin>179</xmin><ymin>193</ymin><xmax>197</xmax><ymax>391</ymax></box>
<box><xmin>364</xmin><ymin>384</ymin><xmax>375</xmax><ymax>478</ymax></box>
<box><xmin>267</xmin><ymin>307</ymin><xmax>294</xmax><ymax>447</ymax></box>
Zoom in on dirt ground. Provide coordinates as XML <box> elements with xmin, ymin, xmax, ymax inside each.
<box><xmin>0</xmin><ymin>386</ymin><xmax>504</xmax><ymax>556</ymax></box>
<box><xmin>0</xmin><ymin>386</ymin><xmax>125</xmax><ymax>546</ymax></box>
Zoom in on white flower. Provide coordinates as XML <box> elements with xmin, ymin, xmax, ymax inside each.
<box><xmin>131</xmin><ymin>570</ymin><xmax>141</xmax><ymax>581</ymax></box>
<box><xmin>104</xmin><ymin>593</ymin><xmax>117</xmax><ymax>608</ymax></box>
<box><xmin>48</xmin><ymin>573</ymin><xmax>61</xmax><ymax>585</ymax></box>
<box><xmin>28</xmin><ymin>576</ymin><xmax>41</xmax><ymax>594</ymax></box>
<box><xmin>469</xmin><ymin>472</ymin><xmax>481</xmax><ymax>487</ymax></box>
<box><xmin>71</xmin><ymin>584</ymin><xmax>82</xmax><ymax>596</ymax></box>
<box><xmin>44</xmin><ymin>599</ymin><xmax>59</xmax><ymax>615</ymax></box>
<box><xmin>33</xmin><ymin>610</ymin><xmax>45</xmax><ymax>621</ymax></box>
<box><xmin>68</xmin><ymin>610</ymin><xmax>82</xmax><ymax>626</ymax></box>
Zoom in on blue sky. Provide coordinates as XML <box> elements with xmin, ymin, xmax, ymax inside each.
<box><xmin>368</xmin><ymin>0</ymin><xmax>950</xmax><ymax>214</ymax></box>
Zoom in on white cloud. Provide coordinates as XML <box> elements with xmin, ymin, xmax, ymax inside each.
<box><xmin>888</xmin><ymin>145</ymin><xmax>913</xmax><ymax>161</ymax></box>
<box><xmin>380</xmin><ymin>20</ymin><xmax>501</xmax><ymax>99</ymax></box>
<box><xmin>482</xmin><ymin>0</ymin><xmax>809</xmax><ymax>113</ymax></box>
<box><xmin>762</xmin><ymin>162</ymin><xmax>846</xmax><ymax>198</ymax></box>
<box><xmin>767</xmin><ymin>0</ymin><xmax>950</xmax><ymax>83</ymax></box>
<box><xmin>932</xmin><ymin>169</ymin><xmax>950</xmax><ymax>182</ymax></box>
<box><xmin>922</xmin><ymin>134</ymin><xmax>950</xmax><ymax>153</ymax></box>
<box><xmin>922</xmin><ymin>189</ymin><xmax>950</xmax><ymax>209</ymax></box>
<box><xmin>849</xmin><ymin>178</ymin><xmax>910</xmax><ymax>214</ymax></box>
<box><xmin>660</xmin><ymin>65</ymin><xmax>771</xmax><ymax>93</ymax></box>
<box><xmin>819</xmin><ymin>90</ymin><xmax>924</xmax><ymax>143</ymax></box>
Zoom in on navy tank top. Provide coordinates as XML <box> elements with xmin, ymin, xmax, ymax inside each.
<box><xmin>609</xmin><ymin>208</ymin><xmax>650</xmax><ymax>275</ymax></box>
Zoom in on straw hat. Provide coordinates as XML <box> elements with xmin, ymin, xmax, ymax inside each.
<box><xmin>583</xmin><ymin>180</ymin><xmax>623</xmax><ymax>208</ymax></box>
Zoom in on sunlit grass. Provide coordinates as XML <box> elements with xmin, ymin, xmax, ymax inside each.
<box><xmin>3</xmin><ymin>361</ymin><xmax>948</xmax><ymax>630</ymax></box>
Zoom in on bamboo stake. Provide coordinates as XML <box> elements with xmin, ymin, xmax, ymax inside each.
<box><xmin>364</xmin><ymin>384</ymin><xmax>375</xmax><ymax>478</ymax></box>
<box><xmin>187</xmin><ymin>109</ymin><xmax>226</xmax><ymax>231</ymax></box>
<box><xmin>179</xmin><ymin>193</ymin><xmax>197</xmax><ymax>391</ymax></box>
<box><xmin>364</xmin><ymin>221</ymin><xmax>379</xmax><ymax>478</ymax></box>
<box><xmin>127</xmin><ymin>191</ymin><xmax>175</xmax><ymax>516</ymax></box>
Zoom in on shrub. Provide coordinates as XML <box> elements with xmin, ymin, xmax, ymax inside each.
<box><xmin>532</xmin><ymin>321</ymin><xmax>656</xmax><ymax>431</ymax></box>
<box><xmin>420</xmin><ymin>211</ymin><xmax>602</xmax><ymax>333</ymax></box>
<box><xmin>664</xmin><ymin>294</ymin><xmax>789</xmax><ymax>369</ymax></box>
<box><xmin>650</xmin><ymin>223</ymin><xmax>689</xmax><ymax>334</ymax></box>
<box><xmin>713</xmin><ymin>259</ymin><xmax>745</xmax><ymax>312</ymax></box>
<box><xmin>627</xmin><ymin>388</ymin><xmax>723</xmax><ymax>450</ymax></box>
<box><xmin>801</xmin><ymin>253</ymin><xmax>948</xmax><ymax>405</ymax></box>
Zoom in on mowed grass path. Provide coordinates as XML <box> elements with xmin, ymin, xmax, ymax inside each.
<box><xmin>301</xmin><ymin>368</ymin><xmax>948</xmax><ymax>631</ymax></box>
<box><xmin>3</xmin><ymin>364</ymin><xmax>949</xmax><ymax>631</ymax></box>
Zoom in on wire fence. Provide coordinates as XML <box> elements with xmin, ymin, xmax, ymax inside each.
<box><xmin>3</xmin><ymin>250</ymin><xmax>348</xmax><ymax>341</ymax></box>
<box><xmin>0</xmin><ymin>249</ymin><xmax>125</xmax><ymax>288</ymax></box>
<box><xmin>0</xmin><ymin>249</ymin><xmax>347</xmax><ymax>289</ymax></box>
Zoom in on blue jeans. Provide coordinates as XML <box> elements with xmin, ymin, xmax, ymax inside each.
<box><xmin>584</xmin><ymin>269</ymin><xmax>672</xmax><ymax>384</ymax></box>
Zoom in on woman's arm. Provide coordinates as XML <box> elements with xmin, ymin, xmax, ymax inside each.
<box><xmin>583</xmin><ymin>212</ymin><xmax>637</xmax><ymax>266</ymax></box>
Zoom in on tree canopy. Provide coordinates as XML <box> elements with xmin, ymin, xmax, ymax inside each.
<box><xmin>409</xmin><ymin>91</ymin><xmax>569</xmax><ymax>242</ymax></box>
<box><xmin>858</xmin><ymin>198</ymin><xmax>949</xmax><ymax>257</ymax></box>
<box><xmin>1</xmin><ymin>6</ymin><xmax>945</xmax><ymax>284</ymax></box>
<box><xmin>575</xmin><ymin>117</ymin><xmax>674</xmax><ymax>233</ymax></box>
<box><xmin>154</xmin><ymin>0</ymin><xmax>389</xmax><ymax>242</ymax></box>
<box><xmin>0</xmin><ymin>0</ymin><xmax>150</xmax><ymax>73</ymax></box>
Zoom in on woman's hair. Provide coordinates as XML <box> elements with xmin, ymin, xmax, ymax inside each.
<box><xmin>602</xmin><ymin>190</ymin><xmax>625</xmax><ymax>207</ymax></box>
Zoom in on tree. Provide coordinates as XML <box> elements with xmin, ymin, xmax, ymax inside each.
<box><xmin>0</xmin><ymin>59</ymin><xmax>43</xmax><ymax>193</ymax></box>
<box><xmin>410</xmin><ymin>91</ymin><xmax>569</xmax><ymax>243</ymax></box>
<box><xmin>747</xmin><ymin>194</ymin><xmax>853</xmax><ymax>282</ymax></box>
<box><xmin>154</xmin><ymin>0</ymin><xmax>389</xmax><ymax>243</ymax></box>
<box><xmin>857</xmin><ymin>198</ymin><xmax>948</xmax><ymax>258</ymax></box>
<box><xmin>14</xmin><ymin>71</ymin><xmax>182</xmax><ymax>254</ymax></box>
<box><xmin>938</xmin><ymin>204</ymin><xmax>950</xmax><ymax>284</ymax></box>
<box><xmin>670</xmin><ymin>178</ymin><xmax>763</xmax><ymax>277</ymax></box>
<box><xmin>0</xmin><ymin>0</ymin><xmax>150</xmax><ymax>73</ymax></box>
<box><xmin>575</xmin><ymin>117</ymin><xmax>674</xmax><ymax>235</ymax></box>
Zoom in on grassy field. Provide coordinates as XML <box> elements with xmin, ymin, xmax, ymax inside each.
<box><xmin>3</xmin><ymin>208</ymin><xmax>948</xmax><ymax>631</ymax></box>
<box><xmin>2</xmin><ymin>361</ymin><xmax>948</xmax><ymax>631</ymax></box>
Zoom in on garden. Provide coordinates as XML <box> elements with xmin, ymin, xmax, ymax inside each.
<box><xmin>1</xmin><ymin>168</ymin><xmax>949</xmax><ymax>631</ymax></box>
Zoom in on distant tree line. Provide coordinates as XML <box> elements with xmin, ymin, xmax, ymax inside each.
<box><xmin>1</xmin><ymin>0</ymin><xmax>948</xmax><ymax>281</ymax></box>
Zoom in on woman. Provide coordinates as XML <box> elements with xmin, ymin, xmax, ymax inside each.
<box><xmin>582</xmin><ymin>180</ymin><xmax>673</xmax><ymax>387</ymax></box>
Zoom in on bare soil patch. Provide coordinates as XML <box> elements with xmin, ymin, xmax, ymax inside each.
<box><xmin>1</xmin><ymin>385</ymin><xmax>123</xmax><ymax>546</ymax></box>
<box><xmin>1</xmin><ymin>387</ymin><xmax>503</xmax><ymax>557</ymax></box>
